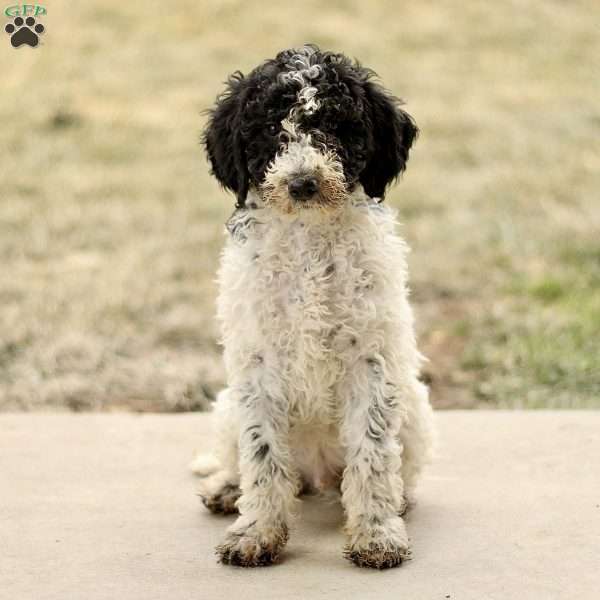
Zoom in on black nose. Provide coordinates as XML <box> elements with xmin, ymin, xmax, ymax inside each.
<box><xmin>288</xmin><ymin>176</ymin><xmax>319</xmax><ymax>200</ymax></box>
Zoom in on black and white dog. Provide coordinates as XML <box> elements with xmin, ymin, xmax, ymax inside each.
<box><xmin>193</xmin><ymin>44</ymin><xmax>434</xmax><ymax>569</ymax></box>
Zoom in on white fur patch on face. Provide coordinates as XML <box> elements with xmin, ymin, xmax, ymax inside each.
<box><xmin>297</xmin><ymin>85</ymin><xmax>319</xmax><ymax>115</ymax></box>
<box><xmin>261</xmin><ymin>119</ymin><xmax>346</xmax><ymax>214</ymax></box>
<box><xmin>278</xmin><ymin>46</ymin><xmax>322</xmax><ymax>116</ymax></box>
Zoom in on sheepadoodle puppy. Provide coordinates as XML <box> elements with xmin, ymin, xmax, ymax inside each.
<box><xmin>193</xmin><ymin>44</ymin><xmax>435</xmax><ymax>569</ymax></box>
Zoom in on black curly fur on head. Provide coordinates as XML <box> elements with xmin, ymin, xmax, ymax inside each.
<box><xmin>203</xmin><ymin>44</ymin><xmax>418</xmax><ymax>208</ymax></box>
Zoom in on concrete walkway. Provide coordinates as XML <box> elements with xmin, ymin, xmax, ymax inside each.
<box><xmin>1</xmin><ymin>412</ymin><xmax>599</xmax><ymax>600</ymax></box>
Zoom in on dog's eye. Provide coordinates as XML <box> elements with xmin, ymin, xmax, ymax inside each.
<box><xmin>267</xmin><ymin>124</ymin><xmax>278</xmax><ymax>135</ymax></box>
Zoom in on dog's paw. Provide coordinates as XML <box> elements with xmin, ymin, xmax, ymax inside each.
<box><xmin>199</xmin><ymin>483</ymin><xmax>240</xmax><ymax>515</ymax></box>
<box><xmin>216</xmin><ymin>518</ymin><xmax>289</xmax><ymax>567</ymax></box>
<box><xmin>344</xmin><ymin>542</ymin><xmax>410</xmax><ymax>569</ymax></box>
<box><xmin>197</xmin><ymin>470</ymin><xmax>240</xmax><ymax>515</ymax></box>
<box><xmin>344</xmin><ymin>516</ymin><xmax>411</xmax><ymax>569</ymax></box>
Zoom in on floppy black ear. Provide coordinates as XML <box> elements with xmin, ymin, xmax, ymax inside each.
<box><xmin>203</xmin><ymin>73</ymin><xmax>249</xmax><ymax>208</ymax></box>
<box><xmin>360</xmin><ymin>80</ymin><xmax>418</xmax><ymax>200</ymax></box>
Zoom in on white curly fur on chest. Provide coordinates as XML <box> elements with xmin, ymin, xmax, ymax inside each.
<box><xmin>217</xmin><ymin>191</ymin><xmax>418</xmax><ymax>426</ymax></box>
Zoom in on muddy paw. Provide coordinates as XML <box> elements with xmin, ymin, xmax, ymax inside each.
<box><xmin>216</xmin><ymin>522</ymin><xmax>289</xmax><ymax>567</ymax></box>
<box><xmin>344</xmin><ymin>542</ymin><xmax>410</xmax><ymax>569</ymax></box>
<box><xmin>199</xmin><ymin>483</ymin><xmax>240</xmax><ymax>515</ymax></box>
<box><xmin>197</xmin><ymin>469</ymin><xmax>241</xmax><ymax>515</ymax></box>
<box><xmin>345</xmin><ymin>516</ymin><xmax>411</xmax><ymax>569</ymax></box>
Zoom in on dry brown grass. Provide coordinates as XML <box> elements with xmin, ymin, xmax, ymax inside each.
<box><xmin>1</xmin><ymin>0</ymin><xmax>599</xmax><ymax>411</ymax></box>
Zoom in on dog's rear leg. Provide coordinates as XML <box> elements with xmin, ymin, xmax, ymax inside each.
<box><xmin>216</xmin><ymin>376</ymin><xmax>298</xmax><ymax>567</ymax></box>
<box><xmin>195</xmin><ymin>389</ymin><xmax>242</xmax><ymax>514</ymax></box>
<box><xmin>399</xmin><ymin>380</ymin><xmax>435</xmax><ymax>504</ymax></box>
<box><xmin>339</xmin><ymin>356</ymin><xmax>410</xmax><ymax>569</ymax></box>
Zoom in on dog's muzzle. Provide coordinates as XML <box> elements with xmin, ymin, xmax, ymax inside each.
<box><xmin>288</xmin><ymin>175</ymin><xmax>319</xmax><ymax>201</ymax></box>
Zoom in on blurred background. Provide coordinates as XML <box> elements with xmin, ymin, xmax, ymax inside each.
<box><xmin>1</xmin><ymin>0</ymin><xmax>598</xmax><ymax>412</ymax></box>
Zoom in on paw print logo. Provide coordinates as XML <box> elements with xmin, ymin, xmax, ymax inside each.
<box><xmin>5</xmin><ymin>16</ymin><xmax>45</xmax><ymax>48</ymax></box>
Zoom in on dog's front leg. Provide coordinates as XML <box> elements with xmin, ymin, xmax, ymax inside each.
<box><xmin>216</xmin><ymin>376</ymin><xmax>297</xmax><ymax>567</ymax></box>
<box><xmin>340</xmin><ymin>356</ymin><xmax>410</xmax><ymax>569</ymax></box>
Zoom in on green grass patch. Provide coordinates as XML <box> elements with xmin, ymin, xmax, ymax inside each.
<box><xmin>462</xmin><ymin>239</ymin><xmax>600</xmax><ymax>408</ymax></box>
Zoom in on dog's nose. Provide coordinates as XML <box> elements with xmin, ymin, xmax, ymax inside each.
<box><xmin>288</xmin><ymin>176</ymin><xmax>319</xmax><ymax>201</ymax></box>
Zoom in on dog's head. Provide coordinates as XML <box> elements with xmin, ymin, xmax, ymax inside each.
<box><xmin>204</xmin><ymin>44</ymin><xmax>418</xmax><ymax>212</ymax></box>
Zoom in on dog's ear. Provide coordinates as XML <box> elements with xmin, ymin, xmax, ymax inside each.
<box><xmin>360</xmin><ymin>80</ymin><xmax>418</xmax><ymax>200</ymax></box>
<box><xmin>203</xmin><ymin>73</ymin><xmax>250</xmax><ymax>208</ymax></box>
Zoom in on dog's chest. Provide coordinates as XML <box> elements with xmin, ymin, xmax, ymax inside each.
<box><xmin>262</xmin><ymin>216</ymin><xmax>370</xmax><ymax>325</ymax></box>
<box><xmin>257</xmin><ymin>221</ymin><xmax>360</xmax><ymax>418</ymax></box>
<box><xmin>221</xmin><ymin>201</ymin><xmax>397</xmax><ymax>423</ymax></box>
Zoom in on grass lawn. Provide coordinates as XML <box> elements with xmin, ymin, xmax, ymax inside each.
<box><xmin>1</xmin><ymin>0</ymin><xmax>598</xmax><ymax>410</ymax></box>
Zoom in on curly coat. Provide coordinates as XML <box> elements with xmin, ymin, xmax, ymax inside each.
<box><xmin>193</xmin><ymin>44</ymin><xmax>435</xmax><ymax>570</ymax></box>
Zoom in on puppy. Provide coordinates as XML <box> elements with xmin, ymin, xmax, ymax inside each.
<box><xmin>193</xmin><ymin>44</ymin><xmax>434</xmax><ymax>569</ymax></box>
